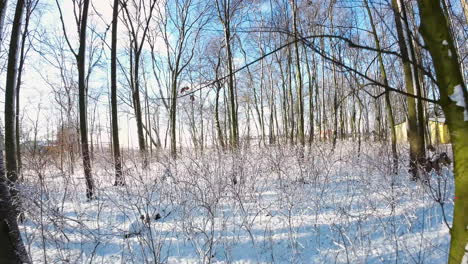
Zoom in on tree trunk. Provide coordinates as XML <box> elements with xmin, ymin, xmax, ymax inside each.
<box><xmin>391</xmin><ymin>0</ymin><xmax>424</xmax><ymax>179</ymax></box>
<box><xmin>399</xmin><ymin>0</ymin><xmax>426</xmax><ymax>157</ymax></box>
<box><xmin>133</xmin><ymin>49</ymin><xmax>148</xmax><ymax>164</ymax></box>
<box><xmin>291</xmin><ymin>0</ymin><xmax>304</xmax><ymax>147</ymax></box>
<box><xmin>170</xmin><ymin>74</ymin><xmax>177</xmax><ymax>158</ymax></box>
<box><xmin>287</xmin><ymin>45</ymin><xmax>295</xmax><ymax>144</ymax></box>
<box><xmin>111</xmin><ymin>0</ymin><xmax>123</xmax><ymax>185</ymax></box>
<box><xmin>224</xmin><ymin>26</ymin><xmax>238</xmax><ymax>148</ymax></box>
<box><xmin>214</xmin><ymin>56</ymin><xmax>225</xmax><ymax>150</ymax></box>
<box><xmin>4</xmin><ymin>0</ymin><xmax>25</xmax><ymax>188</ymax></box>
<box><xmin>77</xmin><ymin>0</ymin><xmax>94</xmax><ymax>199</ymax></box>
<box><xmin>417</xmin><ymin>2</ymin><xmax>468</xmax><ymax>263</ymax></box>
<box><xmin>304</xmin><ymin>46</ymin><xmax>315</xmax><ymax>145</ymax></box>
<box><xmin>0</xmin><ymin>131</ymin><xmax>30</xmax><ymax>263</ymax></box>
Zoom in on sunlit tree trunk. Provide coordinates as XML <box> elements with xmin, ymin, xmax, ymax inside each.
<box><xmin>399</xmin><ymin>0</ymin><xmax>426</xmax><ymax>157</ymax></box>
<box><xmin>417</xmin><ymin>2</ymin><xmax>468</xmax><ymax>263</ymax></box>
<box><xmin>391</xmin><ymin>0</ymin><xmax>424</xmax><ymax>179</ymax></box>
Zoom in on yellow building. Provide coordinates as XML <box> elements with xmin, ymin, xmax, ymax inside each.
<box><xmin>394</xmin><ymin>118</ymin><xmax>450</xmax><ymax>144</ymax></box>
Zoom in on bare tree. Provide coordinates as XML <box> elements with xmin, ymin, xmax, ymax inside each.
<box><xmin>56</xmin><ymin>0</ymin><xmax>95</xmax><ymax>199</ymax></box>
<box><xmin>111</xmin><ymin>0</ymin><xmax>123</xmax><ymax>185</ymax></box>
<box><xmin>153</xmin><ymin>0</ymin><xmax>208</xmax><ymax>158</ymax></box>
<box><xmin>120</xmin><ymin>0</ymin><xmax>158</xmax><ymax>167</ymax></box>
<box><xmin>214</xmin><ymin>0</ymin><xmax>243</xmax><ymax>149</ymax></box>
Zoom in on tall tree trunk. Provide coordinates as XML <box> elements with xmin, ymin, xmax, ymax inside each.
<box><xmin>417</xmin><ymin>2</ymin><xmax>468</xmax><ymax>263</ymax></box>
<box><xmin>331</xmin><ymin>63</ymin><xmax>338</xmax><ymax>149</ymax></box>
<box><xmin>399</xmin><ymin>0</ymin><xmax>426</xmax><ymax>156</ymax></box>
<box><xmin>111</xmin><ymin>0</ymin><xmax>123</xmax><ymax>185</ymax></box>
<box><xmin>304</xmin><ymin>47</ymin><xmax>315</xmax><ymax>145</ymax></box>
<box><xmin>364</xmin><ymin>0</ymin><xmax>398</xmax><ymax>173</ymax></box>
<box><xmin>374</xmin><ymin>94</ymin><xmax>382</xmax><ymax>141</ymax></box>
<box><xmin>133</xmin><ymin>48</ymin><xmax>148</xmax><ymax>164</ymax></box>
<box><xmin>215</xmin><ymin>0</ymin><xmax>238</xmax><ymax>149</ymax></box>
<box><xmin>268</xmin><ymin>66</ymin><xmax>276</xmax><ymax>144</ymax></box>
<box><xmin>291</xmin><ymin>0</ymin><xmax>304</xmax><ymax>147</ymax></box>
<box><xmin>77</xmin><ymin>0</ymin><xmax>94</xmax><ymax>199</ymax></box>
<box><xmin>5</xmin><ymin>0</ymin><xmax>25</xmax><ymax>188</ymax></box>
<box><xmin>287</xmin><ymin>45</ymin><xmax>295</xmax><ymax>144</ymax></box>
<box><xmin>214</xmin><ymin>56</ymin><xmax>225</xmax><ymax>151</ymax></box>
<box><xmin>260</xmin><ymin>59</ymin><xmax>266</xmax><ymax>146</ymax></box>
<box><xmin>225</xmin><ymin>27</ymin><xmax>238</xmax><ymax>148</ymax></box>
<box><xmin>321</xmin><ymin>37</ymin><xmax>327</xmax><ymax>141</ymax></box>
<box><xmin>391</xmin><ymin>0</ymin><xmax>424</xmax><ymax>179</ymax></box>
<box><xmin>169</xmin><ymin>74</ymin><xmax>177</xmax><ymax>158</ymax></box>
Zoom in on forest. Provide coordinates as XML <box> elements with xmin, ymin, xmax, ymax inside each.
<box><xmin>0</xmin><ymin>0</ymin><xmax>467</xmax><ymax>263</ymax></box>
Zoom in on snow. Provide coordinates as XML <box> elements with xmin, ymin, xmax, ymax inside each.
<box><xmin>449</xmin><ymin>85</ymin><xmax>468</xmax><ymax>121</ymax></box>
<box><xmin>448</xmin><ymin>49</ymin><xmax>452</xmax><ymax>57</ymax></box>
<box><xmin>450</xmin><ymin>85</ymin><xmax>466</xmax><ymax>108</ymax></box>
<box><xmin>18</xmin><ymin>143</ymin><xmax>453</xmax><ymax>263</ymax></box>
<box><xmin>442</xmin><ymin>40</ymin><xmax>448</xmax><ymax>46</ymax></box>
<box><xmin>462</xmin><ymin>243</ymin><xmax>468</xmax><ymax>264</ymax></box>
<box><xmin>126</xmin><ymin>216</ymin><xmax>150</xmax><ymax>238</ymax></box>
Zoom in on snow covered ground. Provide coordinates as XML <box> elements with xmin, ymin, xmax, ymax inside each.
<box><xmin>18</xmin><ymin>142</ymin><xmax>453</xmax><ymax>263</ymax></box>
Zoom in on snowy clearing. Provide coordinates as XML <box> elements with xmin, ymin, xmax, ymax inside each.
<box><xmin>19</xmin><ymin>143</ymin><xmax>453</xmax><ymax>263</ymax></box>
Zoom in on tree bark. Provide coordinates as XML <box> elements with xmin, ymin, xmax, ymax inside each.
<box><xmin>77</xmin><ymin>0</ymin><xmax>95</xmax><ymax>199</ymax></box>
<box><xmin>291</xmin><ymin>0</ymin><xmax>304</xmax><ymax>147</ymax></box>
<box><xmin>214</xmin><ymin>56</ymin><xmax>225</xmax><ymax>151</ymax></box>
<box><xmin>391</xmin><ymin>0</ymin><xmax>424</xmax><ymax>179</ymax></box>
<box><xmin>133</xmin><ymin>46</ymin><xmax>148</xmax><ymax>164</ymax></box>
<box><xmin>5</xmin><ymin>0</ymin><xmax>25</xmax><ymax>188</ymax></box>
<box><xmin>225</xmin><ymin>24</ymin><xmax>238</xmax><ymax>148</ymax></box>
<box><xmin>399</xmin><ymin>0</ymin><xmax>426</xmax><ymax>157</ymax></box>
<box><xmin>304</xmin><ymin>45</ymin><xmax>315</xmax><ymax>145</ymax></box>
<box><xmin>111</xmin><ymin>0</ymin><xmax>123</xmax><ymax>185</ymax></box>
<box><xmin>169</xmin><ymin>74</ymin><xmax>178</xmax><ymax>157</ymax></box>
<box><xmin>417</xmin><ymin>2</ymin><xmax>468</xmax><ymax>263</ymax></box>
